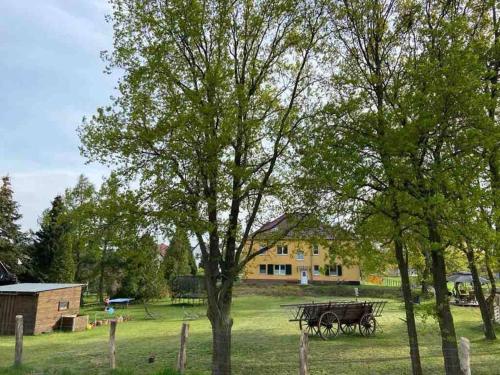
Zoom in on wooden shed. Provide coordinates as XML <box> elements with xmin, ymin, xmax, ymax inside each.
<box><xmin>0</xmin><ymin>283</ymin><xmax>83</xmax><ymax>335</ymax></box>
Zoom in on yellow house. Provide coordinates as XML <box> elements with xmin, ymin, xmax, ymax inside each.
<box><xmin>242</xmin><ymin>215</ymin><xmax>361</xmax><ymax>285</ymax></box>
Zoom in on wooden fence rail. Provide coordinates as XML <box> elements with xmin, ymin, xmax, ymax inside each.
<box><xmin>176</xmin><ymin>323</ymin><xmax>189</xmax><ymax>374</ymax></box>
<box><xmin>14</xmin><ymin>315</ymin><xmax>23</xmax><ymax>367</ymax></box>
<box><xmin>109</xmin><ymin>320</ymin><xmax>117</xmax><ymax>369</ymax></box>
<box><xmin>299</xmin><ymin>330</ymin><xmax>309</xmax><ymax>375</ymax></box>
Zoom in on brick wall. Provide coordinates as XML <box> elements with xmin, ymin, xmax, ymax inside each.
<box><xmin>34</xmin><ymin>287</ymin><xmax>82</xmax><ymax>334</ymax></box>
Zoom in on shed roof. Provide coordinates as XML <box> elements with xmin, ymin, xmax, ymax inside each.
<box><xmin>0</xmin><ymin>283</ymin><xmax>84</xmax><ymax>294</ymax></box>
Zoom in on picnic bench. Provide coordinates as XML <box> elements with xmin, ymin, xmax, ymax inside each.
<box><xmin>281</xmin><ymin>300</ymin><xmax>387</xmax><ymax>340</ymax></box>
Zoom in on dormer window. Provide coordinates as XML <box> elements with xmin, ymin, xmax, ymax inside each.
<box><xmin>313</xmin><ymin>244</ymin><xmax>319</xmax><ymax>255</ymax></box>
<box><xmin>277</xmin><ymin>245</ymin><xmax>288</xmax><ymax>255</ymax></box>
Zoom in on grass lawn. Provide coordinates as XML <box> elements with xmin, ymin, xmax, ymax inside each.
<box><xmin>0</xmin><ymin>287</ymin><xmax>499</xmax><ymax>375</ymax></box>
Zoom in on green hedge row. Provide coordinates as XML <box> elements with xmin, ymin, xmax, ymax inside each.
<box><xmin>234</xmin><ymin>283</ymin><xmax>403</xmax><ymax>299</ymax></box>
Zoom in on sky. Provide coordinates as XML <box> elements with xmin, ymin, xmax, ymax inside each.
<box><xmin>0</xmin><ymin>0</ymin><xmax>117</xmax><ymax>231</ymax></box>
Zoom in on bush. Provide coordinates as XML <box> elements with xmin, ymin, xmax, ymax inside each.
<box><xmin>234</xmin><ymin>283</ymin><xmax>402</xmax><ymax>299</ymax></box>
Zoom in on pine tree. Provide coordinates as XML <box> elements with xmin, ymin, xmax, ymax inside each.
<box><xmin>0</xmin><ymin>176</ymin><xmax>26</xmax><ymax>274</ymax></box>
<box><xmin>163</xmin><ymin>228</ymin><xmax>195</xmax><ymax>282</ymax></box>
<box><xmin>32</xmin><ymin>196</ymin><xmax>75</xmax><ymax>282</ymax></box>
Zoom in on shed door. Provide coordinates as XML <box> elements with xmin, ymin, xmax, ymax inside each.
<box><xmin>0</xmin><ymin>295</ymin><xmax>17</xmax><ymax>334</ymax></box>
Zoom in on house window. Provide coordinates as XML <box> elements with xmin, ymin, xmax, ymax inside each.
<box><xmin>325</xmin><ymin>265</ymin><xmax>343</xmax><ymax>276</ymax></box>
<box><xmin>296</xmin><ymin>251</ymin><xmax>304</xmax><ymax>260</ymax></box>
<box><xmin>58</xmin><ymin>301</ymin><xmax>69</xmax><ymax>311</ymax></box>
<box><xmin>313</xmin><ymin>245</ymin><xmax>319</xmax><ymax>256</ymax></box>
<box><xmin>274</xmin><ymin>264</ymin><xmax>286</xmax><ymax>275</ymax></box>
<box><xmin>313</xmin><ymin>265</ymin><xmax>320</xmax><ymax>276</ymax></box>
<box><xmin>259</xmin><ymin>264</ymin><xmax>266</xmax><ymax>274</ymax></box>
<box><xmin>273</xmin><ymin>264</ymin><xmax>292</xmax><ymax>275</ymax></box>
<box><xmin>277</xmin><ymin>245</ymin><xmax>288</xmax><ymax>255</ymax></box>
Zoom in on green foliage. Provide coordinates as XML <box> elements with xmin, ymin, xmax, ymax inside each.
<box><xmin>163</xmin><ymin>228</ymin><xmax>196</xmax><ymax>283</ymax></box>
<box><xmin>79</xmin><ymin>0</ymin><xmax>327</xmax><ymax>306</ymax></box>
<box><xmin>0</xmin><ymin>176</ymin><xmax>27</xmax><ymax>275</ymax></box>
<box><xmin>90</xmin><ymin>173</ymin><xmax>164</xmax><ymax>301</ymax></box>
<box><xmin>63</xmin><ymin>175</ymin><xmax>99</xmax><ymax>283</ymax></box>
<box><xmin>118</xmin><ymin>233</ymin><xmax>167</xmax><ymax>300</ymax></box>
<box><xmin>152</xmin><ymin>368</ymin><xmax>180</xmax><ymax>375</ymax></box>
<box><xmin>31</xmin><ymin>195</ymin><xmax>75</xmax><ymax>282</ymax></box>
<box><xmin>74</xmin><ymin>0</ymin><xmax>499</xmax><ymax>370</ymax></box>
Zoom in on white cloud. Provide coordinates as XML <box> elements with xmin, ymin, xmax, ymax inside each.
<box><xmin>0</xmin><ymin>0</ymin><xmax>112</xmax><ymax>53</ymax></box>
<box><xmin>9</xmin><ymin>168</ymin><xmax>106</xmax><ymax>231</ymax></box>
<box><xmin>0</xmin><ymin>0</ymin><xmax>116</xmax><ymax>231</ymax></box>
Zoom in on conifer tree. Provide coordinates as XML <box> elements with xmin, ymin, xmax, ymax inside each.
<box><xmin>163</xmin><ymin>228</ymin><xmax>195</xmax><ymax>282</ymax></box>
<box><xmin>0</xmin><ymin>176</ymin><xmax>26</xmax><ymax>274</ymax></box>
<box><xmin>32</xmin><ymin>195</ymin><xmax>75</xmax><ymax>282</ymax></box>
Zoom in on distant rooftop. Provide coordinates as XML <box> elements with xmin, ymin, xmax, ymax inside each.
<box><xmin>253</xmin><ymin>214</ymin><xmax>344</xmax><ymax>240</ymax></box>
<box><xmin>158</xmin><ymin>243</ymin><xmax>169</xmax><ymax>257</ymax></box>
<box><xmin>0</xmin><ymin>283</ymin><xmax>84</xmax><ymax>294</ymax></box>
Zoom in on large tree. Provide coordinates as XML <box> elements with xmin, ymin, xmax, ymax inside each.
<box><xmin>300</xmin><ymin>0</ymin><xmax>424</xmax><ymax>373</ymax></box>
<box><xmin>32</xmin><ymin>195</ymin><xmax>75</xmax><ymax>283</ymax></box>
<box><xmin>92</xmin><ymin>173</ymin><xmax>143</xmax><ymax>302</ymax></box>
<box><xmin>119</xmin><ymin>232</ymin><xmax>167</xmax><ymax>304</ymax></box>
<box><xmin>80</xmin><ymin>0</ymin><xmax>326</xmax><ymax>372</ymax></box>
<box><xmin>481</xmin><ymin>0</ymin><xmax>500</xmax><ymax>321</ymax></box>
<box><xmin>0</xmin><ymin>176</ymin><xmax>26</xmax><ymax>275</ymax></box>
<box><xmin>63</xmin><ymin>175</ymin><xmax>99</xmax><ymax>284</ymax></box>
<box><xmin>163</xmin><ymin>227</ymin><xmax>197</xmax><ymax>282</ymax></box>
<box><xmin>397</xmin><ymin>0</ymin><xmax>494</xmax><ymax>369</ymax></box>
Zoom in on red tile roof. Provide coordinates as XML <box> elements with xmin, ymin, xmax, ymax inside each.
<box><xmin>157</xmin><ymin>243</ymin><xmax>169</xmax><ymax>257</ymax></box>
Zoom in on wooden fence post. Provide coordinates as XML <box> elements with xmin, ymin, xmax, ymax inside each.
<box><xmin>14</xmin><ymin>315</ymin><xmax>23</xmax><ymax>366</ymax></box>
<box><xmin>459</xmin><ymin>337</ymin><xmax>471</xmax><ymax>375</ymax></box>
<box><xmin>299</xmin><ymin>330</ymin><xmax>309</xmax><ymax>375</ymax></box>
<box><xmin>109</xmin><ymin>320</ymin><xmax>117</xmax><ymax>369</ymax></box>
<box><xmin>176</xmin><ymin>323</ymin><xmax>189</xmax><ymax>374</ymax></box>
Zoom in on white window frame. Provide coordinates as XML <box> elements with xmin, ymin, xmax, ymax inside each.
<box><xmin>277</xmin><ymin>245</ymin><xmax>288</xmax><ymax>255</ymax></box>
<box><xmin>274</xmin><ymin>264</ymin><xmax>286</xmax><ymax>275</ymax></box>
<box><xmin>313</xmin><ymin>244</ymin><xmax>319</xmax><ymax>256</ymax></box>
<box><xmin>259</xmin><ymin>264</ymin><xmax>266</xmax><ymax>274</ymax></box>
<box><xmin>296</xmin><ymin>250</ymin><xmax>304</xmax><ymax>260</ymax></box>
<box><xmin>313</xmin><ymin>265</ymin><xmax>320</xmax><ymax>276</ymax></box>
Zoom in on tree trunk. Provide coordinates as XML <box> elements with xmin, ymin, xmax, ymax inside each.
<box><xmin>207</xmin><ymin>282</ymin><xmax>233</xmax><ymax>375</ymax></box>
<box><xmin>98</xmin><ymin>241</ymin><xmax>108</xmax><ymax>303</ymax></box>
<box><xmin>485</xmin><ymin>250</ymin><xmax>497</xmax><ymax>318</ymax></box>
<box><xmin>465</xmin><ymin>249</ymin><xmax>496</xmax><ymax>340</ymax></box>
<box><xmin>428</xmin><ymin>226</ymin><xmax>462</xmax><ymax>375</ymax></box>
<box><xmin>98</xmin><ymin>263</ymin><xmax>105</xmax><ymax>303</ymax></box>
<box><xmin>394</xmin><ymin>236</ymin><xmax>423</xmax><ymax>375</ymax></box>
<box><xmin>421</xmin><ymin>249</ymin><xmax>432</xmax><ymax>297</ymax></box>
<box><xmin>211</xmin><ymin>315</ymin><xmax>233</xmax><ymax>375</ymax></box>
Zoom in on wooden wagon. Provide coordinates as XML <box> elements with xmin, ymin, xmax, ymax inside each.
<box><xmin>281</xmin><ymin>300</ymin><xmax>387</xmax><ymax>340</ymax></box>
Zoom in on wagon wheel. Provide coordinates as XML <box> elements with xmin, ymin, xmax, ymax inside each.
<box><xmin>340</xmin><ymin>322</ymin><xmax>356</xmax><ymax>335</ymax></box>
<box><xmin>359</xmin><ymin>313</ymin><xmax>376</xmax><ymax>336</ymax></box>
<box><xmin>318</xmin><ymin>311</ymin><xmax>340</xmax><ymax>340</ymax></box>
<box><xmin>300</xmin><ymin>319</ymin><xmax>318</xmax><ymax>336</ymax></box>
